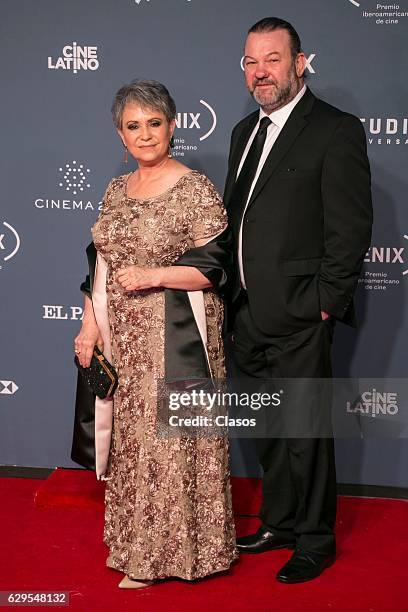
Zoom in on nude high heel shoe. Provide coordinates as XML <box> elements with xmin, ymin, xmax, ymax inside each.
<box><xmin>118</xmin><ymin>575</ymin><xmax>154</xmax><ymax>589</ymax></box>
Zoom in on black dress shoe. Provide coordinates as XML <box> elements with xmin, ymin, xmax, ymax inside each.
<box><xmin>237</xmin><ymin>526</ymin><xmax>295</xmax><ymax>553</ymax></box>
<box><xmin>276</xmin><ymin>548</ymin><xmax>335</xmax><ymax>583</ymax></box>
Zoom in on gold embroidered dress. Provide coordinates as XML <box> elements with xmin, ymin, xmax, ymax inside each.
<box><xmin>91</xmin><ymin>170</ymin><xmax>237</xmax><ymax>580</ymax></box>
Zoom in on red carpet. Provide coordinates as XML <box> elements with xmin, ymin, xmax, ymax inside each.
<box><xmin>33</xmin><ymin>468</ymin><xmax>262</xmax><ymax>515</ymax></box>
<box><xmin>1</xmin><ymin>469</ymin><xmax>407</xmax><ymax>611</ymax></box>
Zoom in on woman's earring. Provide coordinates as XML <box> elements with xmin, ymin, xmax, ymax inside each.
<box><xmin>123</xmin><ymin>144</ymin><xmax>128</xmax><ymax>164</ymax></box>
<box><xmin>168</xmin><ymin>135</ymin><xmax>175</xmax><ymax>158</ymax></box>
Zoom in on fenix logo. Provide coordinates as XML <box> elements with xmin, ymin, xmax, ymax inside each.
<box><xmin>175</xmin><ymin>100</ymin><xmax>216</xmax><ymax>141</ymax></box>
<box><xmin>0</xmin><ymin>221</ymin><xmax>20</xmax><ymax>270</ymax></box>
<box><xmin>364</xmin><ymin>235</ymin><xmax>408</xmax><ymax>276</ymax></box>
<box><xmin>0</xmin><ymin>381</ymin><xmax>19</xmax><ymax>395</ymax></box>
<box><xmin>364</xmin><ymin>246</ymin><xmax>404</xmax><ymax>264</ymax></box>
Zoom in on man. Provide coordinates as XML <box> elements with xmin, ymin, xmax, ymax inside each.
<box><xmin>224</xmin><ymin>18</ymin><xmax>372</xmax><ymax>583</ymax></box>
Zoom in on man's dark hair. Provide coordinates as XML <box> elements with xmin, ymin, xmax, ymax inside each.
<box><xmin>248</xmin><ymin>17</ymin><xmax>302</xmax><ymax>59</ymax></box>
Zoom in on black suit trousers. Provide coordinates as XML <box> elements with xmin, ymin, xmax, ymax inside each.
<box><xmin>231</xmin><ymin>294</ymin><xmax>337</xmax><ymax>555</ymax></box>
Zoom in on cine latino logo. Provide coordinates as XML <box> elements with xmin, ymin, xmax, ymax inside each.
<box><xmin>48</xmin><ymin>43</ymin><xmax>99</xmax><ymax>74</ymax></box>
<box><xmin>347</xmin><ymin>389</ymin><xmax>398</xmax><ymax>417</ymax></box>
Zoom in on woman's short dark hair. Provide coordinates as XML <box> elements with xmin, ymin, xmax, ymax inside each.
<box><xmin>248</xmin><ymin>17</ymin><xmax>302</xmax><ymax>59</ymax></box>
<box><xmin>111</xmin><ymin>79</ymin><xmax>176</xmax><ymax>129</ymax></box>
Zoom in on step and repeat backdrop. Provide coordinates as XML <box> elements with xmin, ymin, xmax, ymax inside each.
<box><xmin>1</xmin><ymin>0</ymin><xmax>407</xmax><ymax>487</ymax></box>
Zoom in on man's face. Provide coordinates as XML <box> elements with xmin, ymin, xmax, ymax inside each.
<box><xmin>243</xmin><ymin>29</ymin><xmax>305</xmax><ymax>113</ymax></box>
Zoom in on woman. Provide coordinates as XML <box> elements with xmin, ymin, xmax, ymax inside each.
<box><xmin>73</xmin><ymin>80</ymin><xmax>237</xmax><ymax>588</ymax></box>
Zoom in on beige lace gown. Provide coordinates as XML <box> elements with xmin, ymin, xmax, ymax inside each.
<box><xmin>91</xmin><ymin>170</ymin><xmax>238</xmax><ymax>580</ymax></box>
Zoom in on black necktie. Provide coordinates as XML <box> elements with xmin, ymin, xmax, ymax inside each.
<box><xmin>231</xmin><ymin>116</ymin><xmax>272</xmax><ymax>220</ymax></box>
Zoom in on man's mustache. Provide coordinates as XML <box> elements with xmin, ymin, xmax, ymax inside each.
<box><xmin>253</xmin><ymin>79</ymin><xmax>277</xmax><ymax>88</ymax></box>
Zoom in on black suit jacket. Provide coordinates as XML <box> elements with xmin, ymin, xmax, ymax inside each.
<box><xmin>224</xmin><ymin>87</ymin><xmax>373</xmax><ymax>336</ymax></box>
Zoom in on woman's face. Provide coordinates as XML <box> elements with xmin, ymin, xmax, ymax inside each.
<box><xmin>118</xmin><ymin>103</ymin><xmax>175</xmax><ymax>167</ymax></box>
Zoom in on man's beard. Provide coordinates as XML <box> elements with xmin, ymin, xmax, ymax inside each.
<box><xmin>251</xmin><ymin>69</ymin><xmax>298</xmax><ymax>112</ymax></box>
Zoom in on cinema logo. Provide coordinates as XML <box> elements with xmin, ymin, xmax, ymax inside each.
<box><xmin>0</xmin><ymin>221</ymin><xmax>21</xmax><ymax>270</ymax></box>
<box><xmin>240</xmin><ymin>53</ymin><xmax>317</xmax><ymax>74</ymax></box>
<box><xmin>48</xmin><ymin>43</ymin><xmax>99</xmax><ymax>74</ymax></box>
<box><xmin>0</xmin><ymin>381</ymin><xmax>19</xmax><ymax>395</ymax></box>
<box><xmin>358</xmin><ymin>236</ymin><xmax>407</xmax><ymax>291</ymax></box>
<box><xmin>347</xmin><ymin>1</ymin><xmax>408</xmax><ymax>25</ymax></box>
<box><xmin>347</xmin><ymin>389</ymin><xmax>398</xmax><ymax>417</ymax></box>
<box><xmin>58</xmin><ymin>161</ymin><xmax>91</xmax><ymax>196</ymax></box>
<box><xmin>173</xmin><ymin>99</ymin><xmax>217</xmax><ymax>158</ymax></box>
<box><xmin>34</xmin><ymin>162</ymin><xmax>100</xmax><ymax>212</ymax></box>
<box><xmin>360</xmin><ymin>117</ymin><xmax>408</xmax><ymax>145</ymax></box>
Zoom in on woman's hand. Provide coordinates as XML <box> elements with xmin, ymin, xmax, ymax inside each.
<box><xmin>117</xmin><ymin>266</ymin><xmax>163</xmax><ymax>291</ymax></box>
<box><xmin>74</xmin><ymin>320</ymin><xmax>104</xmax><ymax>368</ymax></box>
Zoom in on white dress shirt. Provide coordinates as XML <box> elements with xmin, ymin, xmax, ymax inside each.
<box><xmin>237</xmin><ymin>85</ymin><xmax>307</xmax><ymax>288</ymax></box>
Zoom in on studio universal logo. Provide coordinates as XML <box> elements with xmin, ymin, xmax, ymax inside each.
<box><xmin>172</xmin><ymin>99</ymin><xmax>217</xmax><ymax>157</ymax></box>
<box><xmin>34</xmin><ymin>162</ymin><xmax>99</xmax><ymax>213</ymax></box>
<box><xmin>0</xmin><ymin>221</ymin><xmax>20</xmax><ymax>270</ymax></box>
<box><xmin>346</xmin><ymin>389</ymin><xmax>398</xmax><ymax>417</ymax></box>
<box><xmin>0</xmin><ymin>381</ymin><xmax>19</xmax><ymax>395</ymax></box>
<box><xmin>48</xmin><ymin>42</ymin><xmax>99</xmax><ymax>74</ymax></box>
<box><xmin>240</xmin><ymin>52</ymin><xmax>317</xmax><ymax>74</ymax></box>
<box><xmin>358</xmin><ymin>234</ymin><xmax>407</xmax><ymax>291</ymax></box>
<box><xmin>360</xmin><ymin>116</ymin><xmax>408</xmax><ymax>145</ymax></box>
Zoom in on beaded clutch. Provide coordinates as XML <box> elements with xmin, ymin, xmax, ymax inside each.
<box><xmin>74</xmin><ymin>346</ymin><xmax>118</xmax><ymax>399</ymax></box>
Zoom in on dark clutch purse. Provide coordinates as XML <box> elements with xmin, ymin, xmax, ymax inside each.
<box><xmin>74</xmin><ymin>346</ymin><xmax>118</xmax><ymax>399</ymax></box>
